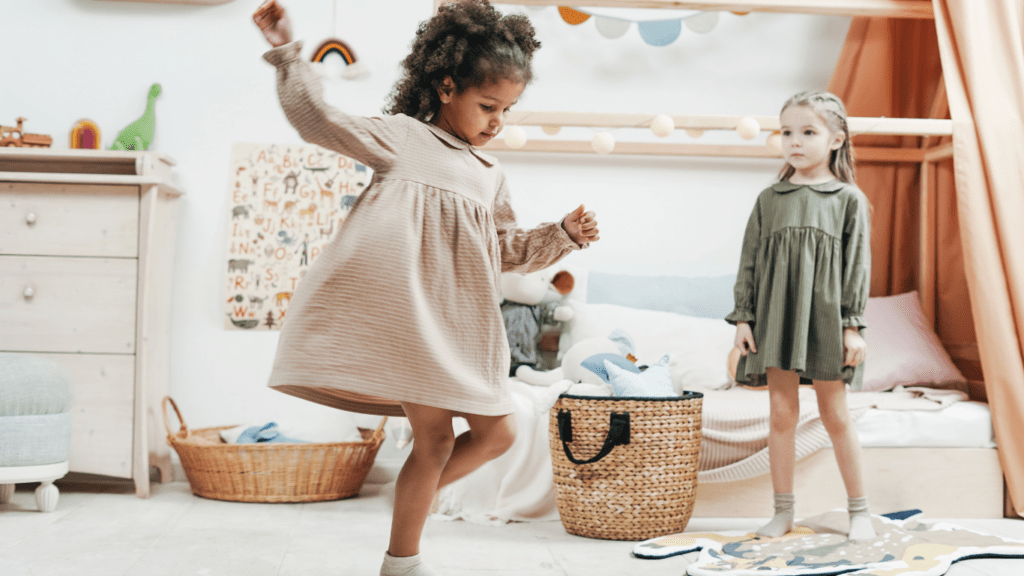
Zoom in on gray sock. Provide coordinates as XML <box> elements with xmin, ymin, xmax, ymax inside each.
<box><xmin>756</xmin><ymin>493</ymin><xmax>795</xmax><ymax>538</ymax></box>
<box><xmin>380</xmin><ymin>552</ymin><xmax>441</xmax><ymax>576</ymax></box>
<box><xmin>847</xmin><ymin>497</ymin><xmax>876</xmax><ymax>541</ymax></box>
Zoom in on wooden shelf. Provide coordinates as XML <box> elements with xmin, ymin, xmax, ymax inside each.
<box><xmin>0</xmin><ymin>172</ymin><xmax>184</xmax><ymax>196</ymax></box>
<box><xmin>503</xmin><ymin>111</ymin><xmax>953</xmax><ymax>137</ymax></box>
<box><xmin>0</xmin><ymin>149</ymin><xmax>180</xmax><ymax>194</ymax></box>
<box><xmin>486</xmin><ymin>0</ymin><xmax>934</xmax><ymax>18</ymax></box>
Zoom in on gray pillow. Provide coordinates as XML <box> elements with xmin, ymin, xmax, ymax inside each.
<box><xmin>587</xmin><ymin>273</ymin><xmax>737</xmax><ymax>319</ymax></box>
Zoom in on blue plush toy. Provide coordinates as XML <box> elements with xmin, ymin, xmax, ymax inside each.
<box><xmin>605</xmin><ymin>355</ymin><xmax>676</xmax><ymax>398</ymax></box>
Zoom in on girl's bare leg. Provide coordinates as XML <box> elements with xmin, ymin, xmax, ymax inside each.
<box><xmin>383</xmin><ymin>405</ymin><xmax>516</xmax><ymax>575</ymax></box>
<box><xmin>436</xmin><ymin>412</ymin><xmax>516</xmax><ymax>489</ymax></box>
<box><xmin>813</xmin><ymin>379</ymin><xmax>875</xmax><ymax>540</ymax></box>
<box><xmin>387</xmin><ymin>402</ymin><xmax>454</xmax><ymax>566</ymax></box>
<box><xmin>758</xmin><ymin>367</ymin><xmax>800</xmax><ymax>537</ymax></box>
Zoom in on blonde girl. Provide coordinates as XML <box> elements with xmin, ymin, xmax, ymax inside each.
<box><xmin>726</xmin><ymin>90</ymin><xmax>874</xmax><ymax>541</ymax></box>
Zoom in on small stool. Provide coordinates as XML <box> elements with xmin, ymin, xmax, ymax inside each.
<box><xmin>0</xmin><ymin>355</ymin><xmax>74</xmax><ymax>513</ymax></box>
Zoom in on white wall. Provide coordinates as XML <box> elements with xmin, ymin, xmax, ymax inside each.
<box><xmin>4</xmin><ymin>1</ymin><xmax>848</xmax><ymax>431</ymax></box>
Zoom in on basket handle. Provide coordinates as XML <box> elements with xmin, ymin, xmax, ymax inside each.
<box><xmin>162</xmin><ymin>396</ymin><xmax>190</xmax><ymax>440</ymax></box>
<box><xmin>557</xmin><ymin>409</ymin><xmax>630</xmax><ymax>465</ymax></box>
<box><xmin>372</xmin><ymin>416</ymin><xmax>388</xmax><ymax>440</ymax></box>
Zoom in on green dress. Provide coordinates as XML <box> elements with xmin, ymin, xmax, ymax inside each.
<box><xmin>726</xmin><ymin>180</ymin><xmax>871</xmax><ymax>389</ymax></box>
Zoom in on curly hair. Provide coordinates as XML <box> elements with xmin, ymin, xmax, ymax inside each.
<box><xmin>383</xmin><ymin>0</ymin><xmax>541</xmax><ymax>120</ymax></box>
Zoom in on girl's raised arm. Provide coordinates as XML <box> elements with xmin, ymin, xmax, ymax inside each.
<box><xmin>263</xmin><ymin>43</ymin><xmax>409</xmax><ymax>172</ymax></box>
<box><xmin>255</xmin><ymin>1</ymin><xmax>409</xmax><ymax>173</ymax></box>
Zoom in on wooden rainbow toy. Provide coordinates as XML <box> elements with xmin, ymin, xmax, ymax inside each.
<box><xmin>70</xmin><ymin>119</ymin><xmax>101</xmax><ymax>149</ymax></box>
<box><xmin>310</xmin><ymin>38</ymin><xmax>369</xmax><ymax>79</ymax></box>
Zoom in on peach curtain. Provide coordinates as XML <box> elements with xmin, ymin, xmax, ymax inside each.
<box><xmin>827</xmin><ymin>18</ymin><xmax>980</xmax><ymax>382</ymax></box>
<box><xmin>932</xmin><ymin>0</ymin><xmax>1024</xmax><ymax>516</ymax></box>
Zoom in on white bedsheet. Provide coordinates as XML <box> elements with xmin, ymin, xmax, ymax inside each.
<box><xmin>856</xmin><ymin>400</ymin><xmax>995</xmax><ymax>448</ymax></box>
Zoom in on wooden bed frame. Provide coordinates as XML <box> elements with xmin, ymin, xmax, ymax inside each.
<box><xmin>429</xmin><ymin>0</ymin><xmax>1005</xmax><ymax>518</ymax></box>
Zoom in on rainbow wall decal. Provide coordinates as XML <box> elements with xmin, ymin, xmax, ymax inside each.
<box><xmin>310</xmin><ymin>38</ymin><xmax>369</xmax><ymax>79</ymax></box>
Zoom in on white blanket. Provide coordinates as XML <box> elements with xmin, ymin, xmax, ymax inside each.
<box><xmin>434</xmin><ymin>379</ymin><xmax>967</xmax><ymax>524</ymax></box>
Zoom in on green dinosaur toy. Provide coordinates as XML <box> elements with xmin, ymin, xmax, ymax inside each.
<box><xmin>110</xmin><ymin>83</ymin><xmax>161</xmax><ymax>151</ymax></box>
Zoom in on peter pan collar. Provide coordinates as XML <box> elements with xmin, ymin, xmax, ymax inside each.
<box><xmin>772</xmin><ymin>179</ymin><xmax>846</xmax><ymax>194</ymax></box>
<box><xmin>423</xmin><ymin>121</ymin><xmax>498</xmax><ymax>167</ymax></box>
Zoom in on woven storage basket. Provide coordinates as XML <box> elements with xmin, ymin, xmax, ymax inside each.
<box><xmin>162</xmin><ymin>396</ymin><xmax>386</xmax><ymax>503</ymax></box>
<box><xmin>549</xmin><ymin>392</ymin><xmax>703</xmax><ymax>541</ymax></box>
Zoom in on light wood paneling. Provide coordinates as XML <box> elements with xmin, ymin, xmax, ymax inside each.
<box><xmin>484</xmin><ymin>0</ymin><xmax>934</xmax><ymax>18</ymax></box>
<box><xmin>0</xmin><ymin>353</ymin><xmax>135</xmax><ymax>479</ymax></box>
<box><xmin>694</xmin><ymin>447</ymin><xmax>1004</xmax><ymax>518</ymax></box>
<box><xmin>0</xmin><ymin>183</ymin><xmax>139</xmax><ymax>258</ymax></box>
<box><xmin>501</xmin><ymin>111</ymin><xmax>953</xmax><ymax>136</ymax></box>
<box><xmin>0</xmin><ymin>256</ymin><xmax>138</xmax><ymax>354</ymax></box>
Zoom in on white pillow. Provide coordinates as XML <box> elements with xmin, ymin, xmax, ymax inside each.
<box><xmin>568</xmin><ymin>300</ymin><xmax>735</xmax><ymax>393</ymax></box>
<box><xmin>861</xmin><ymin>292</ymin><xmax>967</xmax><ymax>391</ymax></box>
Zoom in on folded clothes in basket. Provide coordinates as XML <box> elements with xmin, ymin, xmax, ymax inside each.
<box><xmin>222</xmin><ymin>422</ymin><xmax>309</xmax><ymax>444</ymax></box>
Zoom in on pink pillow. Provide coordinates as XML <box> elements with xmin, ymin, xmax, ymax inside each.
<box><xmin>861</xmin><ymin>292</ymin><xmax>967</xmax><ymax>392</ymax></box>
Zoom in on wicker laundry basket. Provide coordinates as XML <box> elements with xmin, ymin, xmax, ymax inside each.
<box><xmin>549</xmin><ymin>392</ymin><xmax>703</xmax><ymax>541</ymax></box>
<box><xmin>162</xmin><ymin>396</ymin><xmax>386</xmax><ymax>503</ymax></box>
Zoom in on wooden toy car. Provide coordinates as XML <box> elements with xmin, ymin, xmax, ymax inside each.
<box><xmin>1</xmin><ymin>117</ymin><xmax>53</xmax><ymax>148</ymax></box>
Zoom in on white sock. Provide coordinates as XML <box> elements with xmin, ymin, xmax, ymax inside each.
<box><xmin>756</xmin><ymin>493</ymin><xmax>795</xmax><ymax>538</ymax></box>
<box><xmin>847</xmin><ymin>496</ymin><xmax>876</xmax><ymax>541</ymax></box>
<box><xmin>380</xmin><ymin>552</ymin><xmax>441</xmax><ymax>576</ymax></box>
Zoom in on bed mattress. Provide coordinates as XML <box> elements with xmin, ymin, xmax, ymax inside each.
<box><xmin>855</xmin><ymin>400</ymin><xmax>995</xmax><ymax>448</ymax></box>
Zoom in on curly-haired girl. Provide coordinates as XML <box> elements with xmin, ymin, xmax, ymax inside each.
<box><xmin>254</xmin><ymin>2</ymin><xmax>599</xmax><ymax>574</ymax></box>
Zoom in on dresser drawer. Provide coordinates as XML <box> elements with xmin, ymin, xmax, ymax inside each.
<box><xmin>0</xmin><ymin>182</ymin><xmax>139</xmax><ymax>258</ymax></box>
<box><xmin>0</xmin><ymin>352</ymin><xmax>135</xmax><ymax>478</ymax></box>
<box><xmin>0</xmin><ymin>256</ymin><xmax>137</xmax><ymax>354</ymax></box>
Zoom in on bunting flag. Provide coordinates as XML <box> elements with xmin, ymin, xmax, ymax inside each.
<box><xmin>556</xmin><ymin>6</ymin><xmax>741</xmax><ymax>46</ymax></box>
<box><xmin>557</xmin><ymin>7</ymin><xmax>590</xmax><ymax>25</ymax></box>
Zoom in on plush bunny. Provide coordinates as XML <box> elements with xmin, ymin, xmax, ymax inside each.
<box><xmin>500</xmin><ymin>269</ymin><xmax>575</xmax><ymax>375</ymax></box>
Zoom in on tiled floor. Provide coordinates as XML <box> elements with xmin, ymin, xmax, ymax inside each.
<box><xmin>2</xmin><ymin>478</ymin><xmax>1023</xmax><ymax>576</ymax></box>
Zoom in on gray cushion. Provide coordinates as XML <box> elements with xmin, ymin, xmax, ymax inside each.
<box><xmin>0</xmin><ymin>412</ymin><xmax>72</xmax><ymax>466</ymax></box>
<box><xmin>587</xmin><ymin>273</ymin><xmax>737</xmax><ymax>319</ymax></box>
<box><xmin>0</xmin><ymin>354</ymin><xmax>74</xmax><ymax>416</ymax></box>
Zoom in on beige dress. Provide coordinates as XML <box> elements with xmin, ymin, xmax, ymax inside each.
<box><xmin>262</xmin><ymin>42</ymin><xmax>582</xmax><ymax>417</ymax></box>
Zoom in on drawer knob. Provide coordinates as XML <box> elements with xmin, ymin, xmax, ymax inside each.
<box><xmin>23</xmin><ymin>286</ymin><xmax>34</xmax><ymax>300</ymax></box>
<box><xmin>25</xmin><ymin>212</ymin><xmax>37</xmax><ymax>225</ymax></box>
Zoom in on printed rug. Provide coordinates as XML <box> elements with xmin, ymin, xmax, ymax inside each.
<box><xmin>632</xmin><ymin>510</ymin><xmax>1024</xmax><ymax>575</ymax></box>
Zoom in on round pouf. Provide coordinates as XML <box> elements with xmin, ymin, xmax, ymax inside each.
<box><xmin>0</xmin><ymin>355</ymin><xmax>74</xmax><ymax>513</ymax></box>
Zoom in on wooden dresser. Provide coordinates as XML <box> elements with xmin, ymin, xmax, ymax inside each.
<box><xmin>0</xmin><ymin>149</ymin><xmax>182</xmax><ymax>497</ymax></box>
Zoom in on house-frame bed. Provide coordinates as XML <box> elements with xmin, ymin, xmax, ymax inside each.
<box><xmin>431</xmin><ymin>0</ymin><xmax>1005</xmax><ymax>518</ymax></box>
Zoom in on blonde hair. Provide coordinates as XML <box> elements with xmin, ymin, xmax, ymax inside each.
<box><xmin>778</xmin><ymin>90</ymin><xmax>856</xmax><ymax>184</ymax></box>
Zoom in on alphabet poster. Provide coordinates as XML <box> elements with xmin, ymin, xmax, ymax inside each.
<box><xmin>224</xmin><ymin>143</ymin><xmax>368</xmax><ymax>330</ymax></box>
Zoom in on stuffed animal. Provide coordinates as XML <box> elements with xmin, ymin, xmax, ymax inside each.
<box><xmin>515</xmin><ymin>329</ymin><xmax>638</xmax><ymax>388</ymax></box>
<box><xmin>500</xmin><ymin>269</ymin><xmax>575</xmax><ymax>375</ymax></box>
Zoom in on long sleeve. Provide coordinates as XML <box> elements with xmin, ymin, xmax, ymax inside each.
<box><xmin>263</xmin><ymin>41</ymin><xmax>409</xmax><ymax>172</ymax></box>
<box><xmin>841</xmin><ymin>192</ymin><xmax>872</xmax><ymax>328</ymax></box>
<box><xmin>493</xmin><ymin>173</ymin><xmax>581</xmax><ymax>273</ymax></box>
<box><xmin>725</xmin><ymin>199</ymin><xmax>761</xmax><ymax>325</ymax></box>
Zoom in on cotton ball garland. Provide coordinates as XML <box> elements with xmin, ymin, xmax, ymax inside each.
<box><xmin>736</xmin><ymin>117</ymin><xmax>760</xmax><ymax>140</ymax></box>
<box><xmin>503</xmin><ymin>125</ymin><xmax>527</xmax><ymax>148</ymax></box>
<box><xmin>592</xmin><ymin>132</ymin><xmax>615</xmax><ymax>154</ymax></box>
<box><xmin>650</xmin><ymin>114</ymin><xmax>674</xmax><ymax>138</ymax></box>
<box><xmin>766</xmin><ymin>131</ymin><xmax>783</xmax><ymax>154</ymax></box>
<box><xmin>542</xmin><ymin>125</ymin><xmax>562</xmax><ymax>136</ymax></box>
<box><xmin>686</xmin><ymin>128</ymin><xmax>705</xmax><ymax>139</ymax></box>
